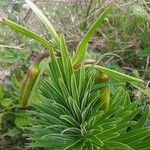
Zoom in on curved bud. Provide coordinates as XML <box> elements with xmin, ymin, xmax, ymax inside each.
<box><xmin>19</xmin><ymin>52</ymin><xmax>49</xmax><ymax>107</ymax></box>
<box><xmin>98</xmin><ymin>73</ymin><xmax>110</xmax><ymax>112</ymax></box>
<box><xmin>73</xmin><ymin>59</ymin><xmax>96</xmax><ymax>69</ymax></box>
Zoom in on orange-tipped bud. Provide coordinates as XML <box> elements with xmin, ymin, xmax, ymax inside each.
<box><xmin>97</xmin><ymin>73</ymin><xmax>110</xmax><ymax>112</ymax></box>
<box><xmin>19</xmin><ymin>52</ymin><xmax>49</xmax><ymax>107</ymax></box>
<box><xmin>73</xmin><ymin>59</ymin><xmax>96</xmax><ymax>69</ymax></box>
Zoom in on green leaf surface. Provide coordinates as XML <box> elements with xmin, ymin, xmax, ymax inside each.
<box><xmin>0</xmin><ymin>86</ymin><xmax>4</xmax><ymax>99</ymax></box>
<box><xmin>1</xmin><ymin>18</ymin><xmax>53</xmax><ymax>49</ymax></box>
<box><xmin>60</xmin><ymin>115</ymin><xmax>80</xmax><ymax>128</ymax></box>
<box><xmin>91</xmin><ymin>135</ymin><xmax>103</xmax><ymax>146</ymax></box>
<box><xmin>138</xmin><ymin>48</ymin><xmax>150</xmax><ymax>57</ymax></box>
<box><xmin>133</xmin><ymin>105</ymin><xmax>150</xmax><ymax>129</ymax></box>
<box><xmin>15</xmin><ymin>111</ymin><xmax>30</xmax><ymax>128</ymax></box>
<box><xmin>104</xmin><ymin>141</ymin><xmax>132</xmax><ymax>150</ymax></box>
<box><xmin>25</xmin><ymin>0</ymin><xmax>60</xmax><ymax>45</ymax></box>
<box><xmin>1</xmin><ymin>98</ymin><xmax>12</xmax><ymax>107</ymax></box>
<box><xmin>73</xmin><ymin>5</ymin><xmax>111</xmax><ymax>64</ymax></box>
<box><xmin>64</xmin><ymin>139</ymin><xmax>83</xmax><ymax>150</ymax></box>
<box><xmin>95</xmin><ymin>65</ymin><xmax>144</xmax><ymax>83</ymax></box>
<box><xmin>131</xmin><ymin>83</ymin><xmax>150</xmax><ymax>97</ymax></box>
<box><xmin>6</xmin><ymin>128</ymin><xmax>21</xmax><ymax>137</ymax></box>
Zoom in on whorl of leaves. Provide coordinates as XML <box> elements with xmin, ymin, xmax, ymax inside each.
<box><xmin>26</xmin><ymin>36</ymin><xmax>150</xmax><ymax>150</ymax></box>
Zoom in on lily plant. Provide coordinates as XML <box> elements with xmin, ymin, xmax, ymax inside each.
<box><xmin>1</xmin><ymin>0</ymin><xmax>150</xmax><ymax>149</ymax></box>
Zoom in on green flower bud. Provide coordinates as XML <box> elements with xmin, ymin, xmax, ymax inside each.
<box><xmin>19</xmin><ymin>52</ymin><xmax>49</xmax><ymax>107</ymax></box>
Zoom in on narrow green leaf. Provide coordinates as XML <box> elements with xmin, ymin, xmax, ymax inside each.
<box><xmin>41</xmin><ymin>80</ymin><xmax>64</xmax><ymax>105</ymax></box>
<box><xmin>58</xmin><ymin>78</ymin><xmax>70</xmax><ymax>105</ymax></box>
<box><xmin>73</xmin><ymin>5</ymin><xmax>111</xmax><ymax>64</ymax></box>
<box><xmin>60</xmin><ymin>115</ymin><xmax>80</xmax><ymax>128</ymax></box>
<box><xmin>124</xmin><ymin>91</ymin><xmax>131</xmax><ymax>106</ymax></box>
<box><xmin>64</xmin><ymin>139</ymin><xmax>83</xmax><ymax>150</ymax></box>
<box><xmin>109</xmin><ymin>87</ymin><xmax>125</xmax><ymax>107</ymax></box>
<box><xmin>117</xmin><ymin>128</ymin><xmax>150</xmax><ymax>144</ymax></box>
<box><xmin>54</xmin><ymin>103</ymin><xmax>72</xmax><ymax>116</ymax></box>
<box><xmin>98</xmin><ymin>132</ymin><xmax>119</xmax><ymax>141</ymax></box>
<box><xmin>91</xmin><ymin>135</ymin><xmax>103</xmax><ymax>146</ymax></box>
<box><xmin>109</xmin><ymin>95</ymin><xmax>125</xmax><ymax>110</ymax></box>
<box><xmin>72</xmin><ymin>98</ymin><xmax>81</xmax><ymax>122</ymax></box>
<box><xmin>117</xmin><ymin>127</ymin><xmax>150</xmax><ymax>141</ymax></box>
<box><xmin>1</xmin><ymin>18</ymin><xmax>53</xmax><ymax>49</ymax></box>
<box><xmin>121</xmin><ymin>108</ymin><xmax>141</xmax><ymax>123</ymax></box>
<box><xmin>60</xmin><ymin>34</ymin><xmax>69</xmax><ymax>58</ymax></box>
<box><xmin>61</xmin><ymin>127</ymin><xmax>81</xmax><ymax>135</ymax></box>
<box><xmin>88</xmin><ymin>125</ymin><xmax>103</xmax><ymax>135</ymax></box>
<box><xmin>25</xmin><ymin>0</ymin><xmax>60</xmax><ymax>45</ymax></box>
<box><xmin>104</xmin><ymin>141</ymin><xmax>131</xmax><ymax>150</ymax></box>
<box><xmin>112</xmin><ymin>121</ymin><xmax>137</xmax><ymax>132</ymax></box>
<box><xmin>67</xmin><ymin>96</ymin><xmax>78</xmax><ymax>120</ymax></box>
<box><xmin>50</xmin><ymin>48</ymin><xmax>62</xmax><ymax>79</ymax></box>
<box><xmin>86</xmin><ymin>141</ymin><xmax>94</xmax><ymax>150</ymax></box>
<box><xmin>115</xmin><ymin>101</ymin><xmax>139</xmax><ymax>118</ymax></box>
<box><xmin>71</xmin><ymin>74</ymin><xmax>79</xmax><ymax>101</ymax></box>
<box><xmin>78</xmin><ymin>65</ymin><xmax>85</xmax><ymax>100</ymax></box>
<box><xmin>81</xmin><ymin>91</ymin><xmax>89</xmax><ymax>111</ymax></box>
<box><xmin>131</xmin><ymin>137</ymin><xmax>150</xmax><ymax>149</ymax></box>
<box><xmin>130</xmin><ymin>83</ymin><xmax>150</xmax><ymax>97</ymax></box>
<box><xmin>29</xmin><ymin>111</ymin><xmax>64</xmax><ymax>126</ymax></box>
<box><xmin>28</xmin><ymin>137</ymin><xmax>66</xmax><ymax>149</ymax></box>
<box><xmin>41</xmin><ymin>133</ymin><xmax>70</xmax><ymax>140</ymax></box>
<box><xmin>34</xmin><ymin>103</ymin><xmax>61</xmax><ymax>118</ymax></box>
<box><xmin>133</xmin><ymin>105</ymin><xmax>150</xmax><ymax>129</ymax></box>
<box><xmin>95</xmin><ymin>65</ymin><xmax>144</xmax><ymax>83</ymax></box>
<box><xmin>60</xmin><ymin>34</ymin><xmax>73</xmax><ymax>90</ymax></box>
